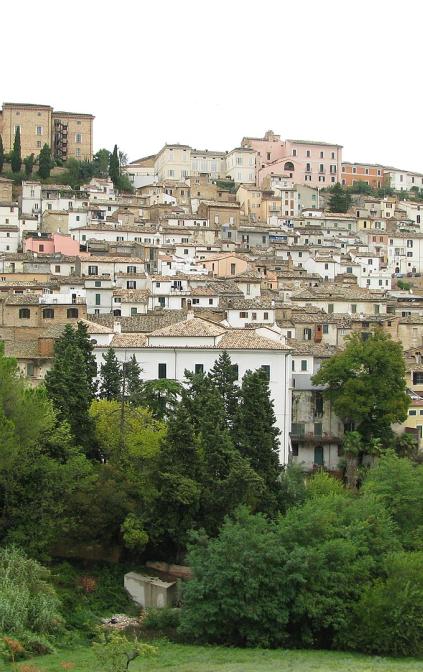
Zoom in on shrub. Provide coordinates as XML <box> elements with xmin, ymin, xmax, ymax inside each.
<box><xmin>349</xmin><ymin>552</ymin><xmax>423</xmax><ymax>656</ymax></box>
<box><xmin>142</xmin><ymin>608</ymin><xmax>180</xmax><ymax>631</ymax></box>
<box><xmin>0</xmin><ymin>546</ymin><xmax>62</xmax><ymax>646</ymax></box>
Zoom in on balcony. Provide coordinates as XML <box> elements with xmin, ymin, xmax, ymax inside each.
<box><xmin>289</xmin><ymin>431</ymin><xmax>341</xmax><ymax>445</ymax></box>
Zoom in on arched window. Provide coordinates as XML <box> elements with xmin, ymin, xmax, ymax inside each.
<box><xmin>42</xmin><ymin>308</ymin><xmax>55</xmax><ymax>319</ymax></box>
<box><xmin>67</xmin><ymin>308</ymin><xmax>78</xmax><ymax>318</ymax></box>
<box><xmin>19</xmin><ymin>308</ymin><xmax>30</xmax><ymax>319</ymax></box>
<box><xmin>284</xmin><ymin>161</ymin><xmax>295</xmax><ymax>171</ymax></box>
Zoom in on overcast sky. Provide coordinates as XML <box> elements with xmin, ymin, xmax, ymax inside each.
<box><xmin>3</xmin><ymin>0</ymin><xmax>422</xmax><ymax>170</ymax></box>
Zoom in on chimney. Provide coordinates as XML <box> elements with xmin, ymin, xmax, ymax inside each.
<box><xmin>114</xmin><ymin>320</ymin><xmax>122</xmax><ymax>334</ymax></box>
<box><xmin>187</xmin><ymin>309</ymin><xmax>195</xmax><ymax>320</ymax></box>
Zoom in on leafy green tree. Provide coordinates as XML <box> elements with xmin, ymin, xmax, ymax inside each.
<box><xmin>10</xmin><ymin>127</ymin><xmax>21</xmax><ymax>173</ymax></box>
<box><xmin>124</xmin><ymin>355</ymin><xmax>143</xmax><ymax>405</ymax></box>
<box><xmin>0</xmin><ymin>135</ymin><xmax>4</xmax><ymax>173</ymax></box>
<box><xmin>179</xmin><ymin>508</ymin><xmax>290</xmax><ymax>647</ymax></box>
<box><xmin>361</xmin><ymin>451</ymin><xmax>423</xmax><ymax>549</ymax></box>
<box><xmin>90</xmin><ymin>399</ymin><xmax>165</xmax><ymax>464</ymax></box>
<box><xmin>45</xmin><ymin>325</ymin><xmax>95</xmax><ymax>452</ymax></box>
<box><xmin>312</xmin><ymin>331</ymin><xmax>409</xmax><ymax>447</ymax></box>
<box><xmin>93</xmin><ymin>148</ymin><xmax>111</xmax><ymax>177</ymax></box>
<box><xmin>142</xmin><ymin>379</ymin><xmax>182</xmax><ymax>419</ymax></box>
<box><xmin>208</xmin><ymin>351</ymin><xmax>239</xmax><ymax>430</ymax></box>
<box><xmin>23</xmin><ymin>154</ymin><xmax>34</xmax><ymax>176</ymax></box>
<box><xmin>328</xmin><ymin>182</ymin><xmax>351</xmax><ymax>213</ymax></box>
<box><xmin>99</xmin><ymin>348</ymin><xmax>122</xmax><ymax>401</ymax></box>
<box><xmin>349</xmin><ymin>551</ymin><xmax>423</xmax><ymax>656</ymax></box>
<box><xmin>93</xmin><ymin>631</ymin><xmax>157</xmax><ymax>672</ymax></box>
<box><xmin>38</xmin><ymin>143</ymin><xmax>52</xmax><ymax>179</ymax></box>
<box><xmin>234</xmin><ymin>368</ymin><xmax>281</xmax><ymax>509</ymax></box>
<box><xmin>109</xmin><ymin>144</ymin><xmax>120</xmax><ymax>186</ymax></box>
<box><xmin>348</xmin><ymin>180</ymin><xmax>373</xmax><ymax>195</ymax></box>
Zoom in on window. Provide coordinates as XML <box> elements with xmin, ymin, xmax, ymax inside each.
<box><xmin>230</xmin><ymin>263</ymin><xmax>236</xmax><ymax>275</ymax></box>
<box><xmin>158</xmin><ymin>363</ymin><xmax>167</xmax><ymax>379</ymax></box>
<box><xmin>42</xmin><ymin>308</ymin><xmax>54</xmax><ymax>319</ymax></box>
<box><xmin>75</xmin><ymin>133</ymin><xmax>81</xmax><ymax>143</ymax></box>
<box><xmin>208</xmin><ymin>298</ymin><xmax>214</xmax><ymax>305</ymax></box>
<box><xmin>413</xmin><ymin>372</ymin><xmax>423</xmax><ymax>384</ymax></box>
<box><xmin>261</xmin><ymin>365</ymin><xmax>270</xmax><ymax>381</ymax></box>
<box><xmin>320</xmin><ymin>151</ymin><xmax>324</xmax><ymax>158</ymax></box>
<box><xmin>39</xmin><ymin>244</ymin><xmax>45</xmax><ymax>251</ymax></box>
<box><xmin>293</xmin><ymin>149</ymin><xmax>297</xmax><ymax>157</ymax></box>
<box><xmin>409</xmin><ymin>410</ymin><xmax>417</xmax><ymax>416</ymax></box>
<box><xmin>131</xmin><ymin>307</ymin><xmax>138</xmax><ymax>316</ymax></box>
<box><xmin>264</xmin><ymin>312</ymin><xmax>269</xmax><ymax>320</ymax></box>
<box><xmin>300</xmin><ymin>360</ymin><xmax>307</xmax><ymax>371</ymax></box>
<box><xmin>374</xmin><ymin>304</ymin><xmax>380</xmax><ymax>315</ymax></box>
<box><xmin>351</xmin><ymin>304</ymin><xmax>357</xmax><ymax>314</ymax></box>
<box><xmin>267</xmin><ymin>152</ymin><xmax>271</xmax><ymax>161</ymax></box>
<box><xmin>95</xmin><ymin>280</ymin><xmax>101</xmax><ymax>287</ymax></box>
<box><xmin>322</xmin><ymin>324</ymin><xmax>329</xmax><ymax>334</ymax></box>
<box><xmin>67</xmin><ymin>308</ymin><xmax>78</xmax><ymax>318</ymax></box>
<box><xmin>88</xmin><ymin>265</ymin><xmax>98</xmax><ymax>275</ymax></box>
<box><xmin>127</xmin><ymin>265</ymin><xmax>136</xmax><ymax>273</ymax></box>
<box><xmin>291</xmin><ymin>423</ymin><xmax>305</xmax><ymax>436</ymax></box>
<box><xmin>195</xmin><ymin>364</ymin><xmax>204</xmax><ymax>374</ymax></box>
<box><xmin>314</xmin><ymin>422</ymin><xmax>322</xmax><ymax>437</ymax></box>
<box><xmin>27</xmin><ymin>362</ymin><xmax>35</xmax><ymax>377</ymax></box>
<box><xmin>127</xmin><ymin>281</ymin><xmax>136</xmax><ymax>289</ymax></box>
<box><xmin>331</xmin><ymin>152</ymin><xmax>335</xmax><ymax>159</ymax></box>
<box><xmin>239</xmin><ymin>311</ymin><xmax>248</xmax><ymax>318</ymax></box>
<box><xmin>19</xmin><ymin>308</ymin><xmax>30</xmax><ymax>319</ymax></box>
<box><xmin>95</xmin><ymin>293</ymin><xmax>101</xmax><ymax>305</ymax></box>
<box><xmin>306</xmin><ymin>150</ymin><xmax>311</xmax><ymax>157</ymax></box>
<box><xmin>328</xmin><ymin>303</ymin><xmax>334</xmax><ymax>314</ymax></box>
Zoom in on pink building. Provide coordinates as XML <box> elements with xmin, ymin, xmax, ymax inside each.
<box><xmin>241</xmin><ymin>130</ymin><xmax>342</xmax><ymax>188</ymax></box>
<box><xmin>24</xmin><ymin>232</ymin><xmax>80</xmax><ymax>255</ymax></box>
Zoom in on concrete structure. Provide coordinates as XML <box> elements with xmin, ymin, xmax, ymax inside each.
<box><xmin>124</xmin><ymin>572</ymin><xmax>177</xmax><ymax>608</ymax></box>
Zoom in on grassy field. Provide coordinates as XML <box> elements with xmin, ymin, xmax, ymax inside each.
<box><xmin>3</xmin><ymin>640</ymin><xmax>423</xmax><ymax>672</ymax></box>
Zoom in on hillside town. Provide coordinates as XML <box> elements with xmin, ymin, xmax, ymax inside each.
<box><xmin>1</xmin><ymin>103</ymin><xmax>423</xmax><ymax>472</ymax></box>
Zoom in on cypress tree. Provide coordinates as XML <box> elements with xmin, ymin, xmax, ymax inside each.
<box><xmin>24</xmin><ymin>154</ymin><xmax>34</xmax><ymax>176</ymax></box>
<box><xmin>234</xmin><ymin>369</ymin><xmax>281</xmax><ymax>504</ymax></box>
<box><xmin>38</xmin><ymin>144</ymin><xmax>52</xmax><ymax>179</ymax></box>
<box><xmin>0</xmin><ymin>136</ymin><xmax>4</xmax><ymax>174</ymax></box>
<box><xmin>45</xmin><ymin>325</ymin><xmax>95</xmax><ymax>453</ymax></box>
<box><xmin>109</xmin><ymin>144</ymin><xmax>120</xmax><ymax>186</ymax></box>
<box><xmin>99</xmin><ymin>348</ymin><xmax>122</xmax><ymax>400</ymax></box>
<box><xmin>208</xmin><ymin>351</ymin><xmax>239</xmax><ymax>430</ymax></box>
<box><xmin>124</xmin><ymin>355</ymin><xmax>143</xmax><ymax>405</ymax></box>
<box><xmin>75</xmin><ymin>321</ymin><xmax>97</xmax><ymax>398</ymax></box>
<box><xmin>11</xmin><ymin>127</ymin><xmax>22</xmax><ymax>173</ymax></box>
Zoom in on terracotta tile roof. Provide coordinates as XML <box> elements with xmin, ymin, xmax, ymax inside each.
<box><xmin>149</xmin><ymin>317</ymin><xmax>227</xmax><ymax>338</ymax></box>
<box><xmin>217</xmin><ymin>331</ymin><xmax>290</xmax><ymax>350</ymax></box>
<box><xmin>111</xmin><ymin>333</ymin><xmax>148</xmax><ymax>347</ymax></box>
<box><xmin>288</xmin><ymin>339</ymin><xmax>339</xmax><ymax>356</ymax></box>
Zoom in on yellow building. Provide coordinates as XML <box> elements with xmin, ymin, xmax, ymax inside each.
<box><xmin>0</xmin><ymin>102</ymin><xmax>94</xmax><ymax>161</ymax></box>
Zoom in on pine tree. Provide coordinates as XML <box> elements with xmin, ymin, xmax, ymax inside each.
<box><xmin>11</xmin><ymin>127</ymin><xmax>21</xmax><ymax>173</ymax></box>
<box><xmin>208</xmin><ymin>351</ymin><xmax>239</xmax><ymax>430</ymax></box>
<box><xmin>45</xmin><ymin>325</ymin><xmax>95</xmax><ymax>453</ymax></box>
<box><xmin>124</xmin><ymin>355</ymin><xmax>143</xmax><ymax>405</ymax></box>
<box><xmin>75</xmin><ymin>321</ymin><xmax>97</xmax><ymax>398</ymax></box>
<box><xmin>109</xmin><ymin>144</ymin><xmax>120</xmax><ymax>186</ymax></box>
<box><xmin>38</xmin><ymin>144</ymin><xmax>52</xmax><ymax>179</ymax></box>
<box><xmin>99</xmin><ymin>348</ymin><xmax>122</xmax><ymax>400</ymax></box>
<box><xmin>234</xmin><ymin>369</ymin><xmax>281</xmax><ymax>506</ymax></box>
<box><xmin>0</xmin><ymin>136</ymin><xmax>4</xmax><ymax>174</ymax></box>
<box><xmin>328</xmin><ymin>182</ymin><xmax>352</xmax><ymax>213</ymax></box>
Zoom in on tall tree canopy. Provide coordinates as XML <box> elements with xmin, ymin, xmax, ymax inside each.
<box><xmin>38</xmin><ymin>143</ymin><xmax>52</xmax><ymax>179</ymax></box>
<box><xmin>312</xmin><ymin>331</ymin><xmax>409</xmax><ymax>446</ymax></box>
<box><xmin>11</xmin><ymin>126</ymin><xmax>21</xmax><ymax>173</ymax></box>
<box><xmin>328</xmin><ymin>182</ymin><xmax>352</xmax><ymax>213</ymax></box>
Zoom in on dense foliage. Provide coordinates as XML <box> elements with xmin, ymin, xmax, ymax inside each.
<box><xmin>1</xmin><ymin>325</ymin><xmax>422</xmax><ymax>659</ymax></box>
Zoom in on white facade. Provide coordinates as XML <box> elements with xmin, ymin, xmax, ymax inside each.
<box><xmin>225</xmin><ymin>149</ymin><xmax>256</xmax><ymax>184</ymax></box>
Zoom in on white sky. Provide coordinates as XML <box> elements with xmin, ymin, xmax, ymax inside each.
<box><xmin>3</xmin><ymin>0</ymin><xmax>423</xmax><ymax>170</ymax></box>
